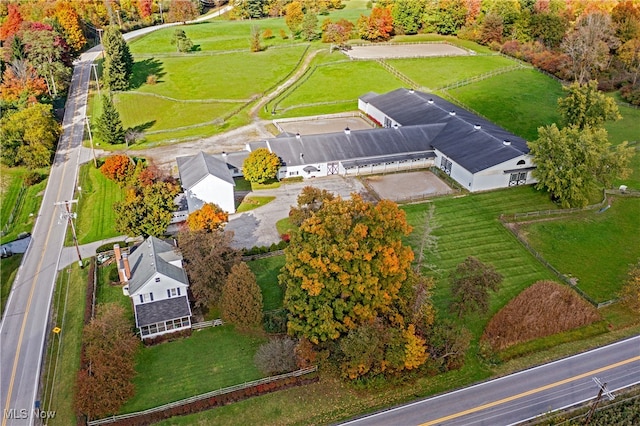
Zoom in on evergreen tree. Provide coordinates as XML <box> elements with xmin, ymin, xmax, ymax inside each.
<box><xmin>170</xmin><ymin>29</ymin><xmax>193</xmax><ymax>53</ymax></box>
<box><xmin>102</xmin><ymin>26</ymin><xmax>133</xmax><ymax>91</ymax></box>
<box><xmin>96</xmin><ymin>95</ymin><xmax>125</xmax><ymax>145</ymax></box>
<box><xmin>220</xmin><ymin>262</ymin><xmax>263</xmax><ymax>330</ymax></box>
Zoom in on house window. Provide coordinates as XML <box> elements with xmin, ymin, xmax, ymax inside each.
<box><xmin>440</xmin><ymin>157</ymin><xmax>452</xmax><ymax>175</ymax></box>
<box><xmin>517</xmin><ymin>160</ymin><xmax>526</xmax><ymax>165</ymax></box>
<box><xmin>289</xmin><ymin>171</ymin><xmax>298</xmax><ymax>176</ymax></box>
<box><xmin>141</xmin><ymin>292</ymin><xmax>153</xmax><ymax>303</ymax></box>
<box><xmin>168</xmin><ymin>288</ymin><xmax>179</xmax><ymax>297</ymax></box>
<box><xmin>509</xmin><ymin>172</ymin><xmax>527</xmax><ymax>186</ymax></box>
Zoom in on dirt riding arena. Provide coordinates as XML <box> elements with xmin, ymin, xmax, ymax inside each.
<box><xmin>274</xmin><ymin>115</ymin><xmax>374</xmax><ymax>135</ymax></box>
<box><xmin>365</xmin><ymin>171</ymin><xmax>454</xmax><ymax>202</ymax></box>
<box><xmin>345</xmin><ymin>43</ymin><xmax>470</xmax><ymax>59</ymax></box>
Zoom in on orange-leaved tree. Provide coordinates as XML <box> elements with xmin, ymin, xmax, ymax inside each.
<box><xmin>186</xmin><ymin>203</ymin><xmax>228</xmax><ymax>232</ymax></box>
<box><xmin>100</xmin><ymin>154</ymin><xmax>134</xmax><ymax>185</ymax></box>
<box><xmin>357</xmin><ymin>6</ymin><xmax>394</xmax><ymax>41</ymax></box>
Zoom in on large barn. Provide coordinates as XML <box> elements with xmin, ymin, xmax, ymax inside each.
<box><xmin>244</xmin><ymin>89</ymin><xmax>535</xmax><ymax>192</ymax></box>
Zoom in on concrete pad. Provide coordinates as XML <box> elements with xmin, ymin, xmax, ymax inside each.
<box><xmin>364</xmin><ymin>171</ymin><xmax>453</xmax><ymax>201</ymax></box>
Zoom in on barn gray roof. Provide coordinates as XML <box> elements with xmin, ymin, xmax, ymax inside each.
<box><xmin>127</xmin><ymin>236</ymin><xmax>188</xmax><ymax>295</ymax></box>
<box><xmin>135</xmin><ymin>296</ymin><xmax>191</xmax><ymax>327</ymax></box>
<box><xmin>248</xmin><ymin>124</ymin><xmax>446</xmax><ymax>167</ymax></box>
<box><xmin>177</xmin><ymin>151</ymin><xmax>235</xmax><ymax>189</ymax></box>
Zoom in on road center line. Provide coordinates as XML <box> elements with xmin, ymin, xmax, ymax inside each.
<box><xmin>420</xmin><ymin>355</ymin><xmax>640</xmax><ymax>426</ymax></box>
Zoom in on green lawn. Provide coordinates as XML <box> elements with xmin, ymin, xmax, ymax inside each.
<box><xmin>0</xmin><ymin>254</ymin><xmax>22</xmax><ymax>314</ymax></box>
<box><xmin>606</xmin><ymin>97</ymin><xmax>640</xmax><ymax>189</ymax></box>
<box><xmin>404</xmin><ymin>186</ymin><xmax>558</xmax><ymax>335</ymax></box>
<box><xmin>248</xmin><ymin>256</ymin><xmax>285</xmax><ymax>311</ymax></box>
<box><xmin>0</xmin><ymin>166</ymin><xmax>48</xmax><ymax>244</ymax></box>
<box><xmin>41</xmin><ymin>264</ymin><xmax>87</xmax><ymax>426</ymax></box>
<box><xmin>121</xmin><ymin>325</ymin><xmax>266</xmax><ymax>413</ymax></box>
<box><xmin>75</xmin><ymin>163</ymin><xmax>123</xmax><ymax>245</ymax></box>
<box><xmin>447</xmin><ymin>68</ymin><xmax>563</xmax><ymax>141</ymax></box>
<box><xmin>389</xmin><ymin>55</ymin><xmax>518</xmax><ymax>90</ymax></box>
<box><xmin>236</xmin><ymin>196</ymin><xmax>275</xmax><ymax>213</ymax></box>
<box><xmin>96</xmin><ymin>263</ymin><xmax>133</xmax><ymax>316</ymax></box>
<box><xmin>521</xmin><ymin>198</ymin><xmax>640</xmax><ymax>303</ymax></box>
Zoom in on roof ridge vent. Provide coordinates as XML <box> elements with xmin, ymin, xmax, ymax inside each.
<box><xmin>295</xmin><ymin>132</ymin><xmax>301</xmax><ymax>139</ymax></box>
<box><xmin>344</xmin><ymin>127</ymin><xmax>351</xmax><ymax>135</ymax></box>
<box><xmin>409</xmin><ymin>89</ymin><xmax>415</xmax><ymax>94</ymax></box>
<box><xmin>503</xmin><ymin>139</ymin><xmax>511</xmax><ymax>146</ymax></box>
<box><xmin>392</xmin><ymin>123</ymin><xmax>399</xmax><ymax>129</ymax></box>
<box><xmin>474</xmin><ymin>124</ymin><xmax>481</xmax><ymax>130</ymax></box>
<box><xmin>449</xmin><ymin>110</ymin><xmax>456</xmax><ymax>116</ymax></box>
<box><xmin>428</xmin><ymin>99</ymin><xmax>434</xmax><ymax>104</ymax></box>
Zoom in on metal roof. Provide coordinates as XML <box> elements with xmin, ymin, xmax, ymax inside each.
<box><xmin>127</xmin><ymin>236</ymin><xmax>189</xmax><ymax>295</ymax></box>
<box><xmin>177</xmin><ymin>151</ymin><xmax>235</xmax><ymax>189</ymax></box>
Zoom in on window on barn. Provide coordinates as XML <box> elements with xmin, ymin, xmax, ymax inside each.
<box><xmin>440</xmin><ymin>157</ymin><xmax>452</xmax><ymax>175</ymax></box>
<box><xmin>509</xmin><ymin>172</ymin><xmax>527</xmax><ymax>186</ymax></box>
<box><xmin>517</xmin><ymin>160</ymin><xmax>526</xmax><ymax>165</ymax></box>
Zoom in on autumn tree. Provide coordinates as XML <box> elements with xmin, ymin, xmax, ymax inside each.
<box><xmin>611</xmin><ymin>0</ymin><xmax>640</xmax><ymax>43</ymax></box>
<box><xmin>0</xmin><ymin>60</ymin><xmax>47</xmax><ymax>105</ymax></box>
<box><xmin>100</xmin><ymin>154</ymin><xmax>134</xmax><ymax>185</ymax></box>
<box><xmin>562</xmin><ymin>12</ymin><xmax>619</xmax><ymax>84</ymax></box>
<box><xmin>434</xmin><ymin>0</ymin><xmax>467</xmax><ymax>35</ymax></box>
<box><xmin>242</xmin><ymin>147</ymin><xmax>281</xmax><ymax>183</ymax></box>
<box><xmin>220</xmin><ymin>262</ymin><xmax>264</xmax><ymax>330</ymax></box>
<box><xmin>0</xmin><ymin>4</ymin><xmax>23</xmax><ymax>42</ymax></box>
<box><xmin>557</xmin><ymin>80</ymin><xmax>621</xmax><ymax>130</ymax></box>
<box><xmin>186</xmin><ymin>203</ymin><xmax>228</xmax><ymax>232</ymax></box>
<box><xmin>391</xmin><ymin>0</ymin><xmax>425</xmax><ymax>35</ymax></box>
<box><xmin>0</xmin><ymin>102</ymin><xmax>60</xmax><ymax>168</ymax></box>
<box><xmin>249</xmin><ymin>25</ymin><xmax>262</xmax><ymax>52</ymax></box>
<box><xmin>170</xmin><ymin>29</ymin><xmax>193</xmax><ymax>53</ymax></box>
<box><xmin>178</xmin><ymin>229</ymin><xmax>242</xmax><ymax>308</ymax></box>
<box><xmin>74</xmin><ymin>303</ymin><xmax>139</xmax><ymax>419</ymax></box>
<box><xmin>427</xmin><ymin>318</ymin><xmax>472</xmax><ymax>371</ymax></box>
<box><xmin>449</xmin><ymin>256</ymin><xmax>503</xmax><ymax>318</ymax></box>
<box><xmin>285</xmin><ymin>1</ymin><xmax>304</xmax><ymax>35</ymax></box>
<box><xmin>288</xmin><ymin>186</ymin><xmax>335</xmax><ymax>227</ymax></box>
<box><xmin>102</xmin><ymin>26</ymin><xmax>133</xmax><ymax>91</ymax></box>
<box><xmin>138</xmin><ymin>0</ymin><xmax>153</xmax><ymax>19</ymax></box>
<box><xmin>301</xmin><ymin>12</ymin><xmax>319</xmax><ymax>41</ymax></box>
<box><xmin>54</xmin><ymin>1</ymin><xmax>86</xmax><ymax>53</ymax></box>
<box><xmin>357</xmin><ymin>6</ymin><xmax>394</xmax><ymax>41</ymax></box>
<box><xmin>96</xmin><ymin>95</ymin><xmax>125</xmax><ymax>145</ymax></box>
<box><xmin>619</xmin><ymin>260</ymin><xmax>640</xmax><ymax>314</ymax></box>
<box><xmin>167</xmin><ymin>0</ymin><xmax>200</xmax><ymax>23</ymax></box>
<box><xmin>619</xmin><ymin>38</ymin><xmax>640</xmax><ymax>86</ymax></box>
<box><xmin>113</xmin><ymin>178</ymin><xmax>181</xmax><ymax>237</ymax></box>
<box><xmin>281</xmin><ymin>194</ymin><xmax>415</xmax><ymax>344</ymax></box>
<box><xmin>321</xmin><ymin>18</ymin><xmax>354</xmax><ymax>44</ymax></box>
<box><xmin>529</xmin><ymin>124</ymin><xmax>632</xmax><ymax>208</ymax></box>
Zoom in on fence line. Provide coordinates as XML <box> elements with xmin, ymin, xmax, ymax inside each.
<box><xmin>376</xmin><ymin>59</ymin><xmax>424</xmax><ymax>90</ymax></box>
<box><xmin>191</xmin><ymin>319</ymin><xmax>223</xmax><ymax>330</ymax></box>
<box><xmin>437</xmin><ymin>64</ymin><xmax>528</xmax><ymax>91</ymax></box>
<box><xmin>1</xmin><ymin>184</ymin><xmax>26</xmax><ymax>236</ymax></box>
<box><xmin>87</xmin><ymin>366</ymin><xmax>318</xmax><ymax>426</ymax></box>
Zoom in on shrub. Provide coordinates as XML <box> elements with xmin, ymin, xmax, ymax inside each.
<box><xmin>108</xmin><ymin>266</ymin><xmax>119</xmax><ymax>283</ymax></box>
<box><xmin>146</xmin><ymin>74</ymin><xmax>158</xmax><ymax>85</ymax></box>
<box><xmin>279</xmin><ymin>28</ymin><xmax>288</xmax><ymax>39</ymax></box>
<box><xmin>621</xmin><ymin>83</ymin><xmax>640</xmax><ymax>106</ymax></box>
<box><xmin>254</xmin><ymin>336</ymin><xmax>298</xmax><ymax>375</ymax></box>
<box><xmin>482</xmin><ymin>280</ymin><xmax>601</xmax><ymax>351</ymax></box>
<box><xmin>23</xmin><ymin>171</ymin><xmax>42</xmax><ymax>186</ymax></box>
<box><xmin>262</xmin><ymin>28</ymin><xmax>273</xmax><ymax>39</ymax></box>
<box><xmin>263</xmin><ymin>309</ymin><xmax>287</xmax><ymax>334</ymax></box>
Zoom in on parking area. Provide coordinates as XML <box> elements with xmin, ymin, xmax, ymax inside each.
<box><xmin>364</xmin><ymin>171</ymin><xmax>454</xmax><ymax>202</ymax></box>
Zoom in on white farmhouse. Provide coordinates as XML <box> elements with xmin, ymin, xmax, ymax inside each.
<box><xmin>177</xmin><ymin>151</ymin><xmax>236</xmax><ymax>214</ymax></box>
<box><xmin>117</xmin><ymin>237</ymin><xmax>192</xmax><ymax>340</ymax></box>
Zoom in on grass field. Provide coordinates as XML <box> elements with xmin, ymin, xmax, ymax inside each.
<box><xmin>41</xmin><ymin>264</ymin><xmax>87</xmax><ymax>426</ymax></box>
<box><xmin>520</xmin><ymin>198</ymin><xmax>640</xmax><ymax>303</ymax></box>
<box><xmin>404</xmin><ymin>186</ymin><xmax>558</xmax><ymax>331</ymax></box>
<box><xmin>0</xmin><ymin>166</ymin><xmax>48</xmax><ymax>244</ymax></box>
<box><xmin>74</xmin><ymin>163</ymin><xmax>123</xmax><ymax>245</ymax></box>
<box><xmin>96</xmin><ymin>263</ymin><xmax>134</xmax><ymax>316</ymax></box>
<box><xmin>446</xmin><ymin>68</ymin><xmax>564</xmax><ymax>141</ymax></box>
<box><xmin>120</xmin><ymin>325</ymin><xmax>266</xmax><ymax>413</ymax></box>
<box><xmin>247</xmin><ymin>256</ymin><xmax>285</xmax><ymax>311</ymax></box>
<box><xmin>389</xmin><ymin>54</ymin><xmax>518</xmax><ymax>90</ymax></box>
<box><xmin>236</xmin><ymin>195</ymin><xmax>275</xmax><ymax>213</ymax></box>
<box><xmin>0</xmin><ymin>254</ymin><xmax>22</xmax><ymax>314</ymax></box>
<box><xmin>606</xmin><ymin>96</ymin><xmax>640</xmax><ymax>189</ymax></box>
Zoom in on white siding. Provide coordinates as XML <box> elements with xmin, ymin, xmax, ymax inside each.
<box><xmin>130</xmin><ymin>272</ymin><xmax>189</xmax><ymax>306</ymax></box>
<box><xmin>191</xmin><ymin>175</ymin><xmax>236</xmax><ymax>214</ymax></box>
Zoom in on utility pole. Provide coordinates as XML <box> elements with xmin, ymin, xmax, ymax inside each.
<box><xmin>97</xmin><ymin>28</ymin><xmax>104</xmax><ymax>58</ymax></box>
<box><xmin>159</xmin><ymin>2</ymin><xmax>164</xmax><ymax>23</ymax></box>
<box><xmin>85</xmin><ymin>116</ymin><xmax>98</xmax><ymax>168</ymax></box>
<box><xmin>91</xmin><ymin>63</ymin><xmax>100</xmax><ymax>96</ymax></box>
<box><xmin>584</xmin><ymin>377</ymin><xmax>614</xmax><ymax>424</ymax></box>
<box><xmin>55</xmin><ymin>200</ymin><xmax>82</xmax><ymax>268</ymax></box>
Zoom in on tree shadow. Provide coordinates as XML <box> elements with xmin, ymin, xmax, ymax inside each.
<box><xmin>130</xmin><ymin>121</ymin><xmax>156</xmax><ymax>132</ymax></box>
<box><xmin>191</xmin><ymin>44</ymin><xmax>201</xmax><ymax>52</ymax></box>
<box><xmin>130</xmin><ymin>58</ymin><xmax>165</xmax><ymax>90</ymax></box>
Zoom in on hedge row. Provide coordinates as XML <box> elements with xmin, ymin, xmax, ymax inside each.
<box><xmin>93</xmin><ymin>375</ymin><xmax>319</xmax><ymax>426</ymax></box>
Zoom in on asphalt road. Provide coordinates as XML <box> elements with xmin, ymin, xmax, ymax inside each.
<box><xmin>0</xmin><ymin>8</ymin><xmax>230</xmax><ymax>426</ymax></box>
<box><xmin>341</xmin><ymin>335</ymin><xmax>640</xmax><ymax>425</ymax></box>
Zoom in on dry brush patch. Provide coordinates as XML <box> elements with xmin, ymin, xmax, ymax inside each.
<box><xmin>482</xmin><ymin>280</ymin><xmax>601</xmax><ymax>351</ymax></box>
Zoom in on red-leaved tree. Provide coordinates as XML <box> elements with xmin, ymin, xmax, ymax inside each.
<box><xmin>100</xmin><ymin>154</ymin><xmax>134</xmax><ymax>185</ymax></box>
<box><xmin>357</xmin><ymin>7</ymin><xmax>394</xmax><ymax>42</ymax></box>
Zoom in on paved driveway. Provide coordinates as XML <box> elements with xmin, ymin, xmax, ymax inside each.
<box><xmin>226</xmin><ymin>175</ymin><xmax>370</xmax><ymax>249</ymax></box>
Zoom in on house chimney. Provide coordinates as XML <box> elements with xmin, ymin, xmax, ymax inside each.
<box><xmin>503</xmin><ymin>140</ymin><xmax>511</xmax><ymax>146</ymax></box>
<box><xmin>114</xmin><ymin>244</ymin><xmax>122</xmax><ymax>262</ymax></box>
<box><xmin>344</xmin><ymin>127</ymin><xmax>351</xmax><ymax>135</ymax></box>
<box><xmin>122</xmin><ymin>253</ymin><xmax>131</xmax><ymax>281</ymax></box>
<box><xmin>300</xmin><ymin>152</ymin><xmax>304</xmax><ymax>161</ymax></box>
